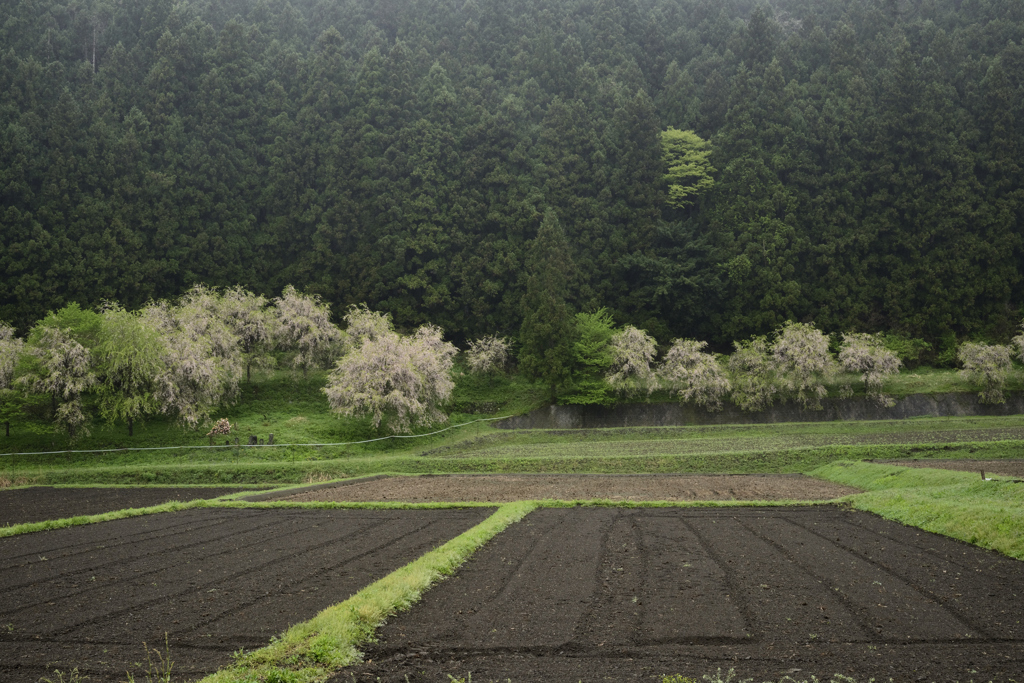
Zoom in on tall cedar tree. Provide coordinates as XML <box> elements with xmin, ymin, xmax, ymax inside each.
<box><xmin>518</xmin><ymin>210</ymin><xmax>576</xmax><ymax>398</ymax></box>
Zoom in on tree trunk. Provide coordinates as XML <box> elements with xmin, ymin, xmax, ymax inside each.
<box><xmin>4</xmin><ymin>420</ymin><xmax>8</xmax><ymax>437</ymax></box>
<box><xmin>128</xmin><ymin>417</ymin><xmax>134</xmax><ymax>437</ymax></box>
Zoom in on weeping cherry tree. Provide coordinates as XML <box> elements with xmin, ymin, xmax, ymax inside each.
<box><xmin>659</xmin><ymin>338</ymin><xmax>731</xmax><ymax>410</ymax></box>
<box><xmin>323</xmin><ymin>307</ymin><xmax>458</xmax><ymax>433</ymax></box>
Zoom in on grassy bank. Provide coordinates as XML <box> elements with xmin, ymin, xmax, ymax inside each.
<box><xmin>812</xmin><ymin>460</ymin><xmax>1024</xmax><ymax>560</ymax></box>
<box><xmin>201</xmin><ymin>501</ymin><xmax>538</xmax><ymax>683</ymax></box>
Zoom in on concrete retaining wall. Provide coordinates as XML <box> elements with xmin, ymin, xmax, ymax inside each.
<box><xmin>494</xmin><ymin>393</ymin><xmax>1024</xmax><ymax>430</ymax></box>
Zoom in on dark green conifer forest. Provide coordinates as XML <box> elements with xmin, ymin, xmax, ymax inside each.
<box><xmin>2</xmin><ymin>0</ymin><xmax>1022</xmax><ymax>351</ymax></box>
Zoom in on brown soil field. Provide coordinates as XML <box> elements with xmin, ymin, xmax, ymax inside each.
<box><xmin>0</xmin><ymin>507</ymin><xmax>493</xmax><ymax>682</ymax></box>
<box><xmin>276</xmin><ymin>474</ymin><xmax>859</xmax><ymax>504</ymax></box>
<box><xmin>0</xmin><ymin>486</ymin><xmax>271</xmax><ymax>526</ymax></box>
<box><xmin>340</xmin><ymin>506</ymin><xmax>1024</xmax><ymax>683</ymax></box>
<box><xmin>877</xmin><ymin>458</ymin><xmax>1024</xmax><ymax>478</ymax></box>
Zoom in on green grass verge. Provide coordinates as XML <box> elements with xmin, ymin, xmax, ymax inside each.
<box><xmin>200</xmin><ymin>501</ymin><xmax>538</xmax><ymax>683</ymax></box>
<box><xmin>812</xmin><ymin>461</ymin><xmax>1024</xmax><ymax>560</ymax></box>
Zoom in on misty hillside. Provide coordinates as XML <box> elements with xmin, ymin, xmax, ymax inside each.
<box><xmin>1</xmin><ymin>0</ymin><xmax>1022</xmax><ymax>349</ymax></box>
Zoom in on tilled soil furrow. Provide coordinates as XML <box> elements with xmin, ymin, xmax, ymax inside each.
<box><xmin>0</xmin><ymin>512</ymin><xmax>311</xmax><ymax>618</ymax></box>
<box><xmin>376</xmin><ymin>507</ymin><xmax>572</xmax><ymax>648</ymax></box>
<box><xmin>782</xmin><ymin>511</ymin><xmax>1024</xmax><ymax>639</ymax></box>
<box><xmin>637</xmin><ymin>513</ymin><xmax>748</xmax><ymax>643</ymax></box>
<box><xmin>0</xmin><ymin>509</ymin><xmax>238</xmax><ymax>568</ymax></box>
<box><xmin>685</xmin><ymin>514</ymin><xmax>869</xmax><ymax>645</ymax></box>
<box><xmin>451</xmin><ymin>508</ymin><xmax>609</xmax><ymax>650</ymax></box>
<box><xmin>196</xmin><ymin>513</ymin><xmax>485</xmax><ymax>639</ymax></box>
<box><xmin>0</xmin><ymin>508</ymin><xmax>494</xmax><ymax>683</ymax></box>
<box><xmin>744</xmin><ymin>516</ymin><xmax>977</xmax><ymax>641</ymax></box>
<box><xmin>572</xmin><ymin>510</ymin><xmax>643</xmax><ymax>648</ymax></box>
<box><xmin>9</xmin><ymin>511</ymin><xmax>394</xmax><ymax>637</ymax></box>
<box><xmin>0</xmin><ymin>487</ymin><xmax>264</xmax><ymax>527</ymax></box>
<box><xmin>0</xmin><ymin>512</ymin><xmax>281</xmax><ymax>597</ymax></box>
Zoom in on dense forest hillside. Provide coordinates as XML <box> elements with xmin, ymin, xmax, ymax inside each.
<box><xmin>2</xmin><ymin>0</ymin><xmax>1023</xmax><ymax>350</ymax></box>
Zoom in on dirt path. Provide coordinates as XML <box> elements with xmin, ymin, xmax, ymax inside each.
<box><xmin>341</xmin><ymin>506</ymin><xmax>1024</xmax><ymax>682</ymax></box>
<box><xmin>0</xmin><ymin>507</ymin><xmax>492</xmax><ymax>682</ymax></box>
<box><xmin>878</xmin><ymin>458</ymin><xmax>1024</xmax><ymax>478</ymax></box>
<box><xmin>0</xmin><ymin>486</ymin><xmax>271</xmax><ymax>526</ymax></box>
<box><xmin>275</xmin><ymin>474</ymin><xmax>859</xmax><ymax>503</ymax></box>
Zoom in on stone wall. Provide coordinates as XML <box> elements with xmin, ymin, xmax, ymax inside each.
<box><xmin>494</xmin><ymin>393</ymin><xmax>1024</xmax><ymax>430</ymax></box>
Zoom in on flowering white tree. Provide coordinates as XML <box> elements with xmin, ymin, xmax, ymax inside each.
<box><xmin>22</xmin><ymin>327</ymin><xmax>96</xmax><ymax>440</ymax></box>
<box><xmin>142</xmin><ymin>299</ymin><xmax>239</xmax><ymax>429</ymax></box>
<box><xmin>95</xmin><ymin>306</ymin><xmax>167</xmax><ymax>435</ymax></box>
<box><xmin>606</xmin><ymin>325</ymin><xmax>658</xmax><ymax>397</ymax></box>
<box><xmin>771</xmin><ymin>321</ymin><xmax>837</xmax><ymax>409</ymax></box>
<box><xmin>341</xmin><ymin>304</ymin><xmax>393</xmax><ymax>348</ymax></box>
<box><xmin>0</xmin><ymin>323</ymin><xmax>25</xmax><ymax>437</ymax></box>
<box><xmin>728</xmin><ymin>336</ymin><xmax>779</xmax><ymax>412</ymax></box>
<box><xmin>838</xmin><ymin>332</ymin><xmax>902</xmax><ymax>406</ymax></box>
<box><xmin>1012</xmin><ymin>321</ymin><xmax>1024</xmax><ymax>363</ymax></box>
<box><xmin>465</xmin><ymin>335</ymin><xmax>510</xmax><ymax>374</ymax></box>
<box><xmin>172</xmin><ymin>287</ymin><xmax>245</xmax><ymax>383</ymax></box>
<box><xmin>274</xmin><ymin>285</ymin><xmax>343</xmax><ymax>376</ymax></box>
<box><xmin>659</xmin><ymin>338</ymin><xmax>731</xmax><ymax>410</ymax></box>
<box><xmin>958</xmin><ymin>342</ymin><xmax>1013</xmax><ymax>404</ymax></box>
<box><xmin>323</xmin><ymin>309</ymin><xmax>458</xmax><ymax>433</ymax></box>
<box><xmin>218</xmin><ymin>285</ymin><xmax>276</xmax><ymax>382</ymax></box>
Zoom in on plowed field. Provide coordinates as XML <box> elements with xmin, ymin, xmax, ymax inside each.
<box><xmin>0</xmin><ymin>507</ymin><xmax>493</xmax><ymax>682</ymax></box>
<box><xmin>276</xmin><ymin>474</ymin><xmax>858</xmax><ymax>503</ymax></box>
<box><xmin>341</xmin><ymin>507</ymin><xmax>1024</xmax><ymax>682</ymax></box>
<box><xmin>0</xmin><ymin>486</ymin><xmax>270</xmax><ymax>526</ymax></box>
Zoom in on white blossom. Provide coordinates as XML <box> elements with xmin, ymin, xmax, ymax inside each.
<box><xmin>323</xmin><ymin>310</ymin><xmax>457</xmax><ymax>433</ymax></box>
<box><xmin>606</xmin><ymin>325</ymin><xmax>658</xmax><ymax>397</ymax></box>
<box><xmin>465</xmin><ymin>335</ymin><xmax>510</xmax><ymax>374</ymax></box>
<box><xmin>659</xmin><ymin>338</ymin><xmax>731</xmax><ymax>410</ymax></box>
<box><xmin>958</xmin><ymin>342</ymin><xmax>1013</xmax><ymax>404</ymax></box>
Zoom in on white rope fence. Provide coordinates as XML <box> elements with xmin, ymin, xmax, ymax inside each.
<box><xmin>0</xmin><ymin>415</ymin><xmax>513</xmax><ymax>458</ymax></box>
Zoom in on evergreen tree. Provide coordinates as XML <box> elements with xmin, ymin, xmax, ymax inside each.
<box><xmin>518</xmin><ymin>209</ymin><xmax>576</xmax><ymax>398</ymax></box>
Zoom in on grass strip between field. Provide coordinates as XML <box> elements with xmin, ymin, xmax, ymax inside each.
<box><xmin>813</xmin><ymin>461</ymin><xmax>1024</xmax><ymax>560</ymax></box>
<box><xmin>199</xmin><ymin>500</ymin><xmax>538</xmax><ymax>683</ymax></box>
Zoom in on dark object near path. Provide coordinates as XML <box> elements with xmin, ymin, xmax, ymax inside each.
<box><xmin>878</xmin><ymin>458</ymin><xmax>1024</xmax><ymax>479</ymax></box>
<box><xmin>0</xmin><ymin>486</ymin><xmax>269</xmax><ymax>526</ymax></box>
<box><xmin>343</xmin><ymin>506</ymin><xmax>1024</xmax><ymax>682</ymax></box>
<box><xmin>0</xmin><ymin>507</ymin><xmax>492</xmax><ymax>682</ymax></box>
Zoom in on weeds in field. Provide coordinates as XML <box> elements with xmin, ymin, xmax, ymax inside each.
<box><xmin>303</xmin><ymin>471</ymin><xmax>337</xmax><ymax>484</ymax></box>
<box><xmin>38</xmin><ymin>669</ymin><xmax>88</xmax><ymax>683</ymax></box>
<box><xmin>125</xmin><ymin>634</ymin><xmax>173</xmax><ymax>683</ymax></box>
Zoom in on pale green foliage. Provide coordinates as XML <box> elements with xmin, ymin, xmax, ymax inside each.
<box><xmin>22</xmin><ymin>327</ymin><xmax>96</xmax><ymax>440</ymax></box>
<box><xmin>323</xmin><ymin>309</ymin><xmax>457</xmax><ymax>433</ymax></box>
<box><xmin>95</xmin><ymin>306</ymin><xmax>167</xmax><ymax>435</ymax></box>
<box><xmin>838</xmin><ymin>332</ymin><xmax>902</xmax><ymax>406</ymax></box>
<box><xmin>661</xmin><ymin>127</ymin><xmax>715</xmax><ymax>209</ymax></box>
<box><xmin>0</xmin><ymin>323</ymin><xmax>25</xmax><ymax>435</ymax></box>
<box><xmin>465</xmin><ymin>335</ymin><xmax>510</xmax><ymax>374</ymax></box>
<box><xmin>660</xmin><ymin>338</ymin><xmax>731</xmax><ymax>411</ymax></box>
<box><xmin>1012</xmin><ymin>319</ymin><xmax>1024</xmax><ymax>363</ymax></box>
<box><xmin>141</xmin><ymin>300</ymin><xmax>238</xmax><ymax>429</ymax></box>
<box><xmin>606</xmin><ymin>325</ymin><xmax>658</xmax><ymax>397</ymax></box>
<box><xmin>562</xmin><ymin>309</ymin><xmax>615</xmax><ymax>405</ymax></box>
<box><xmin>771</xmin><ymin>321</ymin><xmax>837</xmax><ymax>410</ymax></box>
<box><xmin>274</xmin><ymin>285</ymin><xmax>343</xmax><ymax>375</ymax></box>
<box><xmin>958</xmin><ymin>341</ymin><xmax>1013</xmax><ymax>404</ymax></box>
<box><xmin>728</xmin><ymin>336</ymin><xmax>779</xmax><ymax>412</ymax></box>
<box><xmin>0</xmin><ymin>323</ymin><xmax>23</xmax><ymax>390</ymax></box>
